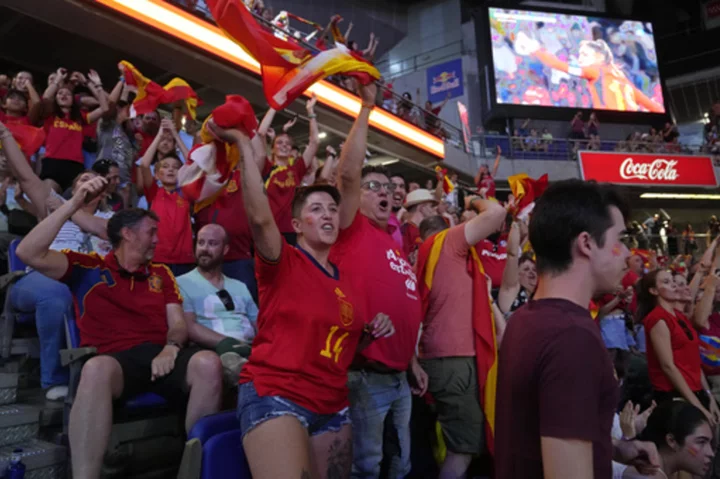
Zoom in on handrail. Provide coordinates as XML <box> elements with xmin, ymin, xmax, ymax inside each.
<box><xmin>161</xmin><ymin>0</ymin><xmax>464</xmax><ymax>143</ymax></box>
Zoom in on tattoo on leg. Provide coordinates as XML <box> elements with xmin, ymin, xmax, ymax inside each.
<box><xmin>301</xmin><ymin>469</ymin><xmax>311</xmax><ymax>479</ymax></box>
<box><xmin>326</xmin><ymin>437</ymin><xmax>352</xmax><ymax>479</ymax></box>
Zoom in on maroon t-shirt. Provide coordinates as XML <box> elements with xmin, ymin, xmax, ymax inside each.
<box><xmin>495</xmin><ymin>298</ymin><xmax>619</xmax><ymax>479</ymax></box>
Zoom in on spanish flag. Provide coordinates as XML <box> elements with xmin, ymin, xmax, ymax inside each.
<box><xmin>507</xmin><ymin>173</ymin><xmax>548</xmax><ymax>220</ymax></box>
<box><xmin>207</xmin><ymin>0</ymin><xmax>381</xmax><ymax>111</ymax></box>
<box><xmin>416</xmin><ymin>230</ymin><xmax>498</xmax><ymax>455</ymax></box>
<box><xmin>434</xmin><ymin>166</ymin><xmax>455</xmax><ymax>194</ymax></box>
<box><xmin>119</xmin><ymin>61</ymin><xmax>199</xmax><ymax>119</ymax></box>
<box><xmin>4</xmin><ymin>124</ymin><xmax>45</xmax><ymax>161</ymax></box>
<box><xmin>178</xmin><ymin>95</ymin><xmax>257</xmax><ymax>212</ymax></box>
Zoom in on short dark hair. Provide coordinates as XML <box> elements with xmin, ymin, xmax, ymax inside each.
<box><xmin>291</xmin><ymin>184</ymin><xmax>341</xmax><ymax>219</ymax></box>
<box><xmin>390</xmin><ymin>173</ymin><xmax>406</xmax><ymax>184</ymax></box>
<box><xmin>4</xmin><ymin>89</ymin><xmax>27</xmax><ymax>104</ymax></box>
<box><xmin>157</xmin><ymin>154</ymin><xmax>182</xmax><ymax>168</ymax></box>
<box><xmin>529</xmin><ymin>179</ymin><xmax>629</xmax><ymax>275</ymax></box>
<box><xmin>361</xmin><ymin>165</ymin><xmax>390</xmax><ymax>182</ymax></box>
<box><xmin>92</xmin><ymin>159</ymin><xmax>120</xmax><ymax>176</ymax></box>
<box><xmin>107</xmin><ymin>208</ymin><xmax>159</xmax><ymax>248</ymax></box>
<box><xmin>420</xmin><ymin>215</ymin><xmax>449</xmax><ymax>241</ymax></box>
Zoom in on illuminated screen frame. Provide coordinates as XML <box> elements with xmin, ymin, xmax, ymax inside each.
<box><xmin>92</xmin><ymin>0</ymin><xmax>445</xmax><ymax>158</ymax></box>
<box><xmin>481</xmin><ymin>4</ymin><xmax>668</xmax><ymax>122</ymax></box>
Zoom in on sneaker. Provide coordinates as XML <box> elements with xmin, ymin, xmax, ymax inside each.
<box><xmin>45</xmin><ymin>385</ymin><xmax>68</xmax><ymax>401</ymax></box>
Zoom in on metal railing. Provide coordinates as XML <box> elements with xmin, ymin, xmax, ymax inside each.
<box><xmin>161</xmin><ymin>0</ymin><xmax>465</xmax><ymax>144</ymax></box>
<box><xmin>472</xmin><ymin>134</ymin><xmax>708</xmax><ymax>162</ymax></box>
<box><xmin>374</xmin><ymin>40</ymin><xmax>465</xmax><ymax>80</ymax></box>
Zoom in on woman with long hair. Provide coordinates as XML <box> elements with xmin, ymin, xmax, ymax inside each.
<box><xmin>623</xmin><ymin>401</ymin><xmax>714</xmax><ymax>478</ymax></box>
<box><xmin>683</xmin><ymin>224</ymin><xmax>697</xmax><ymax>256</ymax></box>
<box><xmin>637</xmin><ymin>269</ymin><xmax>720</xmax><ymax>426</ymax></box>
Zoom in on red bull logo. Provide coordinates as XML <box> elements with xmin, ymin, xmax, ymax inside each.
<box><xmin>430</xmin><ymin>70</ymin><xmax>460</xmax><ymax>95</ymax></box>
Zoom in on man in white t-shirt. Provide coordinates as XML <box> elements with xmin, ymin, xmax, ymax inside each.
<box><xmin>176</xmin><ymin>224</ymin><xmax>258</xmax><ymax>383</ymax></box>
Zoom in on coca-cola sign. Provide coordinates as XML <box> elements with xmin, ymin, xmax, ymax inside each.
<box><xmin>578</xmin><ymin>152</ymin><xmax>718</xmax><ymax>187</ymax></box>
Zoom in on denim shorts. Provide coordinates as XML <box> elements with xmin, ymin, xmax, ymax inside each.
<box><xmin>237</xmin><ymin>381</ymin><xmax>351</xmax><ymax>439</ymax></box>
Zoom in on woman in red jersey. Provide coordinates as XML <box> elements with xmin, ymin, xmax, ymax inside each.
<box><xmin>208</xmin><ymin>84</ymin><xmax>394</xmax><ymax>479</ymax></box>
<box><xmin>637</xmin><ymin>269</ymin><xmax>720</xmax><ymax>426</ymax></box>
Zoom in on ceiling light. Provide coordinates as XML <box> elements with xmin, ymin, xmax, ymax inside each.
<box><xmin>640</xmin><ymin>193</ymin><xmax>720</xmax><ymax>200</ymax></box>
<box><xmin>318</xmin><ymin>132</ymin><xmax>327</xmax><ymax>139</ymax></box>
<box><xmin>380</xmin><ymin>159</ymin><xmax>399</xmax><ymax>166</ymax></box>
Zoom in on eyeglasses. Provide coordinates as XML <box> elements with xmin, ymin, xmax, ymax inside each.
<box><xmin>361</xmin><ymin>181</ymin><xmax>397</xmax><ymax>193</ymax></box>
<box><xmin>216</xmin><ymin>289</ymin><xmax>235</xmax><ymax>311</ymax></box>
<box><xmin>677</xmin><ymin>318</ymin><xmax>695</xmax><ymax>342</ymax></box>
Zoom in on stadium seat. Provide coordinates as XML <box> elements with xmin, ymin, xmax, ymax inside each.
<box><xmin>202</xmin><ymin>430</ymin><xmax>251</xmax><ymax>479</ymax></box>
<box><xmin>0</xmin><ymin>239</ymin><xmax>40</xmax><ymax>359</ymax></box>
<box><xmin>177</xmin><ymin>411</ymin><xmax>243</xmax><ymax>479</ymax></box>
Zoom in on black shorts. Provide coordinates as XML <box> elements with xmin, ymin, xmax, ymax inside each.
<box><xmin>40</xmin><ymin>158</ymin><xmax>85</xmax><ymax>192</ymax></box>
<box><xmin>104</xmin><ymin>343</ymin><xmax>203</xmax><ymax>407</ymax></box>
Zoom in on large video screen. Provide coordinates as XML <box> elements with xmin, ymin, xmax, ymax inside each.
<box><xmin>488</xmin><ymin>7</ymin><xmax>665</xmax><ymax>113</ymax></box>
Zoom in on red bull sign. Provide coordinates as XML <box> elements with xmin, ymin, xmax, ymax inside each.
<box><xmin>427</xmin><ymin>58</ymin><xmax>464</xmax><ymax>103</ymax></box>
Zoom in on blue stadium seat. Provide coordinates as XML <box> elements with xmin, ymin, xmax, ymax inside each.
<box><xmin>8</xmin><ymin>239</ymin><xmax>26</xmax><ymax>273</ymax></box>
<box><xmin>202</xmin><ymin>430</ymin><xmax>251</xmax><ymax>479</ymax></box>
<box><xmin>1</xmin><ymin>239</ymin><xmax>39</xmax><ymax>359</ymax></box>
<box><xmin>188</xmin><ymin>410</ymin><xmax>239</xmax><ymax>444</ymax></box>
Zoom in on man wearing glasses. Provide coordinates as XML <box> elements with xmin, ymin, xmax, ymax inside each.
<box><xmin>176</xmin><ymin>224</ymin><xmax>258</xmax><ymax>384</ymax></box>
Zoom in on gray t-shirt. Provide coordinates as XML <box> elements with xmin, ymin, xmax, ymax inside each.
<box><xmin>96</xmin><ymin>118</ymin><xmax>136</xmax><ymax>186</ymax></box>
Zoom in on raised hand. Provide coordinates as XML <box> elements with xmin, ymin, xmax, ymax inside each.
<box><xmin>87</xmin><ymin>70</ymin><xmax>102</xmax><ymax>87</ymax></box>
<box><xmin>282</xmin><ymin>116</ymin><xmax>297</xmax><ymax>133</ymax></box>
<box><xmin>72</xmin><ymin>176</ymin><xmax>108</xmax><ymax>206</ymax></box>
<box><xmin>306</xmin><ymin>93</ymin><xmax>318</xmax><ymax>113</ymax></box>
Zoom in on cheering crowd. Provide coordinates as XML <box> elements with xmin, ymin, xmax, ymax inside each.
<box><xmin>0</xmin><ymin>30</ymin><xmax>719</xmax><ymax>479</ymax></box>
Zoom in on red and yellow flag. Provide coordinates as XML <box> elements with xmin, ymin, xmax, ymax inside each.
<box><xmin>207</xmin><ymin>0</ymin><xmax>381</xmax><ymax>111</ymax></box>
<box><xmin>119</xmin><ymin>61</ymin><xmax>199</xmax><ymax>119</ymax></box>
<box><xmin>507</xmin><ymin>173</ymin><xmax>548</xmax><ymax>220</ymax></box>
<box><xmin>434</xmin><ymin>166</ymin><xmax>455</xmax><ymax>194</ymax></box>
<box><xmin>416</xmin><ymin>229</ymin><xmax>498</xmax><ymax>455</ymax></box>
<box><xmin>178</xmin><ymin>95</ymin><xmax>257</xmax><ymax>212</ymax></box>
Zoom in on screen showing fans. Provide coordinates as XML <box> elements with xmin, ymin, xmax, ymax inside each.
<box><xmin>488</xmin><ymin>7</ymin><xmax>665</xmax><ymax>113</ymax></box>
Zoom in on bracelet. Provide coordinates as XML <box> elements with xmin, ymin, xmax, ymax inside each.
<box><xmin>621</xmin><ymin>435</ymin><xmax>635</xmax><ymax>441</ymax></box>
<box><xmin>361</xmin><ymin>102</ymin><xmax>375</xmax><ymax>109</ymax></box>
<box><xmin>307</xmin><ymin>113</ymin><xmax>317</xmax><ymax>119</ymax></box>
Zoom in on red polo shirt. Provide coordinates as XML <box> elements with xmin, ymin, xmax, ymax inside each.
<box><xmin>240</xmin><ymin>240</ymin><xmax>364</xmax><ymax>414</ymax></box>
<box><xmin>401</xmin><ymin>222</ymin><xmax>422</xmax><ymax>259</ymax></box>
<box><xmin>263</xmin><ymin>157</ymin><xmax>309</xmax><ymax>234</ymax></box>
<box><xmin>330</xmin><ymin>213</ymin><xmax>422</xmax><ymax>371</ymax></box>
<box><xmin>43</xmin><ymin>112</ymin><xmax>89</xmax><ymax>164</ymax></box>
<box><xmin>60</xmin><ymin>250</ymin><xmax>182</xmax><ymax>354</ymax></box>
<box><xmin>144</xmin><ymin>183</ymin><xmax>194</xmax><ymax>265</ymax></box>
<box><xmin>0</xmin><ymin>112</ymin><xmax>29</xmax><ymax>126</ymax></box>
<box><xmin>477</xmin><ymin>175</ymin><xmax>496</xmax><ymax>199</ymax></box>
<box><xmin>478</xmin><ymin>237</ymin><xmax>507</xmax><ymax>289</ymax></box>
<box><xmin>194</xmin><ymin>171</ymin><xmax>253</xmax><ymax>261</ymax></box>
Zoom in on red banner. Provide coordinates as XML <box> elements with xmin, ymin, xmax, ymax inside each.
<box><xmin>578</xmin><ymin>152</ymin><xmax>718</xmax><ymax>187</ymax></box>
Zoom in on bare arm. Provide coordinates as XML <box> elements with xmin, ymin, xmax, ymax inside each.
<box><xmin>343</xmin><ymin>22</ymin><xmax>353</xmax><ymax>41</ymax></box>
<box><xmin>498</xmin><ymin>222</ymin><xmax>521</xmax><ymax>314</ymax></box>
<box><xmin>336</xmin><ymin>83</ymin><xmax>376</xmax><ymax>229</ymax></box>
<box><xmin>69</xmin><ymin>210</ymin><xmax>109</xmax><ymax>240</ymax></box>
<box><xmin>541</xmin><ymin>437</ymin><xmax>593</xmax><ymax>479</ymax></box>
<box><xmin>16</xmin><ymin>177</ymin><xmax>108</xmax><ymax>279</ymax></box>
<box><xmin>183</xmin><ymin>312</ymin><xmax>227</xmax><ymax>348</ymax></box>
<box><xmin>301</xmin><ymin>94</ymin><xmax>319</xmax><ymax>168</ymax></box>
<box><xmin>463</xmin><ymin>197</ymin><xmax>506</xmax><ymax>246</ymax></box>
<box><xmin>693</xmin><ymin>275</ymin><xmax>719</xmax><ymax>330</ymax></box>
<box><xmin>138</xmin><ymin>128</ymin><xmax>164</xmax><ymax>191</ymax></box>
<box><xmin>0</xmin><ymin>122</ymin><xmax>51</xmax><ymax>218</ymax></box>
<box><xmin>85</xmin><ymin>70</ymin><xmax>110</xmax><ymax>124</ymax></box>
<box><xmin>166</xmin><ymin>303</ymin><xmax>189</xmax><ymax>346</ymax></box>
<box><xmin>251</xmin><ymin>108</ymin><xmax>276</xmax><ymax>168</ymax></box>
<box><xmin>319</xmin><ymin>146</ymin><xmax>338</xmax><ymax>182</ymax></box>
<box><xmin>24</xmin><ymin>81</ymin><xmax>41</xmax><ymax>108</ymax></box>
<box><xmin>490</xmin><ymin>146</ymin><xmax>502</xmax><ymax>177</ymax></box>
<box><xmin>650</xmin><ymin>321</ymin><xmax>709</xmax><ymax>413</ymax></box>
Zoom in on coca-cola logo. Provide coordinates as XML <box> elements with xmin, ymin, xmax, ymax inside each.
<box><xmin>619</xmin><ymin>158</ymin><xmax>679</xmax><ymax>182</ymax></box>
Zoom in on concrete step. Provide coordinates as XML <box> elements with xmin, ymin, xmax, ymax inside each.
<box><xmin>0</xmin><ymin>404</ymin><xmax>39</xmax><ymax>447</ymax></box>
<box><xmin>0</xmin><ymin>439</ymin><xmax>66</xmax><ymax>479</ymax></box>
<box><xmin>17</xmin><ymin>389</ymin><xmax>64</xmax><ymax>429</ymax></box>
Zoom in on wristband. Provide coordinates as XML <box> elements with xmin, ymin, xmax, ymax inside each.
<box><xmin>621</xmin><ymin>435</ymin><xmax>635</xmax><ymax>441</ymax></box>
<box><xmin>307</xmin><ymin>113</ymin><xmax>317</xmax><ymax>119</ymax></box>
<box><xmin>166</xmin><ymin>340</ymin><xmax>183</xmax><ymax>350</ymax></box>
<box><xmin>361</xmin><ymin>102</ymin><xmax>375</xmax><ymax>109</ymax></box>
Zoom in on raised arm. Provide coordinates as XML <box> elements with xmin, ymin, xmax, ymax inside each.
<box><xmin>491</xmin><ymin>145</ymin><xmax>502</xmax><ymax>177</ymax></box>
<box><xmin>693</xmin><ymin>274</ymin><xmax>719</xmax><ymax>330</ymax></box>
<box><xmin>498</xmin><ymin>221</ymin><xmax>522</xmax><ymax>314</ymax></box>
<box><xmin>336</xmin><ymin>82</ymin><xmax>376</xmax><ymax>229</ymax></box>
<box><xmin>301</xmin><ymin>94</ymin><xmax>319</xmax><ymax>168</ymax></box>
<box><xmin>16</xmin><ymin>177</ymin><xmax>108</xmax><ymax>280</ymax></box>
<box><xmin>211</xmin><ymin>122</ymin><xmax>282</xmax><ymax>261</ymax></box>
<box><xmin>84</xmin><ymin>70</ymin><xmax>110</xmax><ymax>125</ymax></box>
<box><xmin>0</xmin><ymin>122</ymin><xmax>51</xmax><ymax>218</ymax></box>
<box><xmin>138</xmin><ymin>127</ymin><xmax>164</xmax><ymax>191</ymax></box>
<box><xmin>464</xmin><ymin>197</ymin><xmax>506</xmax><ymax>246</ymax></box>
<box><xmin>251</xmin><ymin>107</ymin><xmax>276</xmax><ymax>168</ymax></box>
<box><xmin>319</xmin><ymin>145</ymin><xmax>338</xmax><ymax>182</ymax></box>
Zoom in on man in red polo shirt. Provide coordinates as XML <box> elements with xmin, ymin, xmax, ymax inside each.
<box><xmin>331</xmin><ymin>82</ymin><xmax>426</xmax><ymax>478</ymax></box>
<box><xmin>16</xmin><ymin>180</ymin><xmax>222</xmax><ymax>479</ymax></box>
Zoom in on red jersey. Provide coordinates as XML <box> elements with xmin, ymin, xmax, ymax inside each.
<box><xmin>0</xmin><ymin>112</ymin><xmax>29</xmax><ymax>126</ymax></box>
<box><xmin>60</xmin><ymin>250</ymin><xmax>182</xmax><ymax>354</ymax></box>
<box><xmin>194</xmin><ymin>171</ymin><xmax>253</xmax><ymax>261</ymax></box>
<box><xmin>144</xmin><ymin>183</ymin><xmax>194</xmax><ymax>265</ymax></box>
<box><xmin>263</xmin><ymin>157</ymin><xmax>309</xmax><ymax>234</ymax></box>
<box><xmin>42</xmin><ymin>112</ymin><xmax>89</xmax><ymax>164</ymax></box>
<box><xmin>330</xmin><ymin>213</ymin><xmax>422</xmax><ymax>371</ymax></box>
<box><xmin>534</xmin><ymin>50</ymin><xmax>663</xmax><ymax>113</ymax></box>
<box><xmin>477</xmin><ymin>175</ymin><xmax>496</xmax><ymax>199</ymax></box>
<box><xmin>240</xmin><ymin>241</ymin><xmax>364</xmax><ymax>414</ymax></box>
<box><xmin>478</xmin><ymin>238</ymin><xmax>507</xmax><ymax>289</ymax></box>
<box><xmin>598</xmin><ymin>270</ymin><xmax>640</xmax><ymax>313</ymax></box>
<box><xmin>401</xmin><ymin>222</ymin><xmax>422</xmax><ymax>260</ymax></box>
<box><xmin>644</xmin><ymin>306</ymin><xmax>702</xmax><ymax>392</ymax></box>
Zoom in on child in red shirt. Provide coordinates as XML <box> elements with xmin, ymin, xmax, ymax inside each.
<box><xmin>138</xmin><ymin>124</ymin><xmax>194</xmax><ymax>276</ymax></box>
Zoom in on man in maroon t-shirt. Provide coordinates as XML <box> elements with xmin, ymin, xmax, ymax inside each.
<box><xmin>495</xmin><ymin>179</ymin><xmax>660</xmax><ymax>478</ymax></box>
